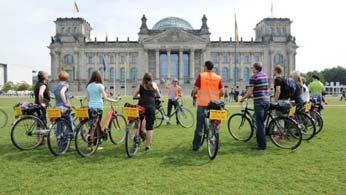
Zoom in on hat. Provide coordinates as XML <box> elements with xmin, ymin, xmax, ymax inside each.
<box><xmin>312</xmin><ymin>75</ymin><xmax>320</xmax><ymax>81</ymax></box>
<box><xmin>172</xmin><ymin>78</ymin><xmax>178</xmax><ymax>82</ymax></box>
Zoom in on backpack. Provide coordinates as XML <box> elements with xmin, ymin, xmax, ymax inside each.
<box><xmin>283</xmin><ymin>78</ymin><xmax>297</xmax><ymax>99</ymax></box>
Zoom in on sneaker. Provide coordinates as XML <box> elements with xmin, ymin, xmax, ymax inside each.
<box><xmin>192</xmin><ymin>147</ymin><xmax>199</xmax><ymax>151</ymax></box>
<box><xmin>145</xmin><ymin>146</ymin><xmax>151</xmax><ymax>151</ymax></box>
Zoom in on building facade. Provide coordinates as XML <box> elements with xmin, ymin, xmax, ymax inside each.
<box><xmin>0</xmin><ymin>63</ymin><xmax>8</xmax><ymax>86</ymax></box>
<box><xmin>49</xmin><ymin>15</ymin><xmax>298</xmax><ymax>93</ymax></box>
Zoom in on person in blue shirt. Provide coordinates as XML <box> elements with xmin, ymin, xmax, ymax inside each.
<box><xmin>86</xmin><ymin>71</ymin><xmax>118</xmax><ymax>119</ymax></box>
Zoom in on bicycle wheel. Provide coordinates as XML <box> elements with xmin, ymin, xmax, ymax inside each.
<box><xmin>125</xmin><ymin>120</ymin><xmax>140</xmax><ymax>158</ymax></box>
<box><xmin>154</xmin><ymin>109</ymin><xmax>164</xmax><ymax>129</ymax></box>
<box><xmin>74</xmin><ymin>119</ymin><xmax>100</xmax><ymax>157</ymax></box>
<box><xmin>207</xmin><ymin>122</ymin><xmax>219</xmax><ymax>160</ymax></box>
<box><xmin>10</xmin><ymin>115</ymin><xmax>45</xmax><ymax>150</ymax></box>
<box><xmin>177</xmin><ymin>107</ymin><xmax>195</xmax><ymax>128</ymax></box>
<box><xmin>310</xmin><ymin>110</ymin><xmax>323</xmax><ymax>136</ymax></box>
<box><xmin>47</xmin><ymin>118</ymin><xmax>73</xmax><ymax>156</ymax></box>
<box><xmin>199</xmin><ymin>120</ymin><xmax>208</xmax><ymax>147</ymax></box>
<box><xmin>227</xmin><ymin>113</ymin><xmax>254</xmax><ymax>142</ymax></box>
<box><xmin>269</xmin><ymin>117</ymin><xmax>302</xmax><ymax>150</ymax></box>
<box><xmin>295</xmin><ymin>113</ymin><xmax>316</xmax><ymax>141</ymax></box>
<box><xmin>108</xmin><ymin>114</ymin><xmax>127</xmax><ymax>144</ymax></box>
<box><xmin>0</xmin><ymin>108</ymin><xmax>8</xmax><ymax>128</ymax></box>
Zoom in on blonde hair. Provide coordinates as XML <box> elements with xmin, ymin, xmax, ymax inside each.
<box><xmin>291</xmin><ymin>71</ymin><xmax>302</xmax><ymax>86</ymax></box>
<box><xmin>58</xmin><ymin>71</ymin><xmax>69</xmax><ymax>81</ymax></box>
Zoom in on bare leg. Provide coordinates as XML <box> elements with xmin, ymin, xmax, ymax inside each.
<box><xmin>145</xmin><ymin>130</ymin><xmax>153</xmax><ymax>148</ymax></box>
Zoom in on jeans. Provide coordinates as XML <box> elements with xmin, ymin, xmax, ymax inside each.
<box><xmin>254</xmin><ymin>102</ymin><xmax>270</xmax><ymax>149</ymax></box>
<box><xmin>167</xmin><ymin>99</ymin><xmax>178</xmax><ymax>117</ymax></box>
<box><xmin>192</xmin><ymin>106</ymin><xmax>207</xmax><ymax>149</ymax></box>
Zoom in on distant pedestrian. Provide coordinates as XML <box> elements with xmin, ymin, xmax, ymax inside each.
<box><xmin>234</xmin><ymin>86</ymin><xmax>240</xmax><ymax>102</ymax></box>
<box><xmin>341</xmin><ymin>89</ymin><xmax>346</xmax><ymax>101</ymax></box>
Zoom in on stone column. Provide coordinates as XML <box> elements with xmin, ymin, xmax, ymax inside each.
<box><xmin>126</xmin><ymin>53</ymin><xmax>130</xmax><ymax>82</ymax></box>
<box><xmin>190</xmin><ymin>49</ymin><xmax>195</xmax><ymax>83</ymax></box>
<box><xmin>116</xmin><ymin>52</ymin><xmax>120</xmax><ymax>82</ymax></box>
<box><xmin>155</xmin><ymin>49</ymin><xmax>160</xmax><ymax>80</ymax></box>
<box><xmin>50</xmin><ymin>52</ymin><xmax>56</xmax><ymax>81</ymax></box>
<box><xmin>167</xmin><ymin>49</ymin><xmax>171</xmax><ymax>80</ymax></box>
<box><xmin>179</xmin><ymin>49</ymin><xmax>184</xmax><ymax>82</ymax></box>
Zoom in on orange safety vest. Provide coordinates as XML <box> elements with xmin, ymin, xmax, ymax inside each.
<box><xmin>197</xmin><ymin>72</ymin><xmax>221</xmax><ymax>106</ymax></box>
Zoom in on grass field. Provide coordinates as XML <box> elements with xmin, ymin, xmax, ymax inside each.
<box><xmin>0</xmin><ymin>97</ymin><xmax>345</xmax><ymax>194</ymax></box>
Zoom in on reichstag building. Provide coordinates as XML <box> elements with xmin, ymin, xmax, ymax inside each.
<box><xmin>49</xmin><ymin>15</ymin><xmax>298</xmax><ymax>92</ymax></box>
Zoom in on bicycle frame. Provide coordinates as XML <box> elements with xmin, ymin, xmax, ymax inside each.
<box><xmin>160</xmin><ymin>99</ymin><xmax>183</xmax><ymax>118</ymax></box>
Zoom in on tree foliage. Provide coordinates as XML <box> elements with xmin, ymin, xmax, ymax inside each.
<box><xmin>302</xmin><ymin>66</ymin><xmax>346</xmax><ymax>85</ymax></box>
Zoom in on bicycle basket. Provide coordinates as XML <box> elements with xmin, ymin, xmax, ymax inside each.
<box><xmin>274</xmin><ymin>101</ymin><xmax>294</xmax><ymax>114</ymax></box>
<box><xmin>207</xmin><ymin>100</ymin><xmax>225</xmax><ymax>110</ymax></box>
<box><xmin>14</xmin><ymin>102</ymin><xmax>40</xmax><ymax>116</ymax></box>
<box><xmin>123</xmin><ymin>103</ymin><xmax>145</xmax><ymax>120</ymax></box>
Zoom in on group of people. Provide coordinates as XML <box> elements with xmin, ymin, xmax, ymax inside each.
<box><xmin>32</xmin><ymin>60</ymin><xmax>325</xmax><ymax>153</ymax></box>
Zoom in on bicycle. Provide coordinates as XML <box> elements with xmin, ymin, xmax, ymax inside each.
<box><xmin>309</xmin><ymin>97</ymin><xmax>324</xmax><ymax>136</ymax></box>
<box><xmin>74</xmin><ymin>100</ymin><xmax>127</xmax><ymax>157</ymax></box>
<box><xmin>11</xmin><ymin>103</ymin><xmax>50</xmax><ymax>150</ymax></box>
<box><xmin>227</xmin><ymin>100</ymin><xmax>302</xmax><ymax>150</ymax></box>
<box><xmin>123</xmin><ymin>102</ymin><xmax>146</xmax><ymax>158</ymax></box>
<box><xmin>198</xmin><ymin>101</ymin><xmax>227</xmax><ymax>160</ymax></box>
<box><xmin>154</xmin><ymin>98</ymin><xmax>195</xmax><ymax>128</ymax></box>
<box><xmin>0</xmin><ymin>108</ymin><xmax>8</xmax><ymax>128</ymax></box>
<box><xmin>46</xmin><ymin>107</ymin><xmax>74</xmax><ymax>156</ymax></box>
<box><xmin>290</xmin><ymin>102</ymin><xmax>316</xmax><ymax>141</ymax></box>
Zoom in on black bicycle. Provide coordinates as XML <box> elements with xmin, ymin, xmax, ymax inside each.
<box><xmin>199</xmin><ymin>101</ymin><xmax>226</xmax><ymax>160</ymax></box>
<box><xmin>227</xmin><ymin>100</ymin><xmax>302</xmax><ymax>150</ymax></box>
<box><xmin>309</xmin><ymin>97</ymin><xmax>324</xmax><ymax>136</ymax></box>
<box><xmin>154</xmin><ymin>99</ymin><xmax>194</xmax><ymax>128</ymax></box>
<box><xmin>290</xmin><ymin>103</ymin><xmax>316</xmax><ymax>141</ymax></box>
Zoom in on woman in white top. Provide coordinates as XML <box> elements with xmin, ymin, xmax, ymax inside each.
<box><xmin>301</xmin><ymin>77</ymin><xmax>310</xmax><ymax>103</ymax></box>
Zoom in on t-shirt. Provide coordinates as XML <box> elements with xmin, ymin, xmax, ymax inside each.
<box><xmin>301</xmin><ymin>84</ymin><xmax>310</xmax><ymax>103</ymax></box>
<box><xmin>87</xmin><ymin>82</ymin><xmax>105</xmax><ymax>109</ymax></box>
<box><xmin>274</xmin><ymin>76</ymin><xmax>289</xmax><ymax>100</ymax></box>
<box><xmin>194</xmin><ymin>74</ymin><xmax>223</xmax><ymax>89</ymax></box>
<box><xmin>249</xmin><ymin>71</ymin><xmax>270</xmax><ymax>104</ymax></box>
<box><xmin>308</xmin><ymin>80</ymin><xmax>325</xmax><ymax>95</ymax></box>
<box><xmin>54</xmin><ymin>82</ymin><xmax>69</xmax><ymax>107</ymax></box>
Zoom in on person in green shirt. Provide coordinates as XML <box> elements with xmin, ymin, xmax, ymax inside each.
<box><xmin>308</xmin><ymin>75</ymin><xmax>325</xmax><ymax>103</ymax></box>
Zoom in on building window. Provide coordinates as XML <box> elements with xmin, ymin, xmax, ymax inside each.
<box><xmin>183</xmin><ymin>53</ymin><xmax>190</xmax><ymax>82</ymax></box>
<box><xmin>243</xmin><ymin>67</ymin><xmax>250</xmax><ymax>82</ymax></box>
<box><xmin>171</xmin><ymin>53</ymin><xmax>179</xmax><ymax>80</ymax></box>
<box><xmin>99</xmin><ymin>55</ymin><xmax>104</xmax><ymax>64</ymax></box>
<box><xmin>88</xmin><ymin>68</ymin><xmax>93</xmax><ymax>78</ymax></box>
<box><xmin>222</xmin><ymin>67</ymin><xmax>229</xmax><ymax>81</ymax></box>
<box><xmin>159</xmin><ymin>53</ymin><xmax>168</xmax><ymax>79</ymax></box>
<box><xmin>110</xmin><ymin>67</ymin><xmax>115</xmax><ymax>81</ymax></box>
<box><xmin>254</xmin><ymin>55</ymin><xmax>260</xmax><ymax>62</ymax></box>
<box><xmin>110</xmin><ymin>55</ymin><xmax>115</xmax><ymax>64</ymax></box>
<box><xmin>233</xmin><ymin>67</ymin><xmax>240</xmax><ymax>81</ymax></box>
<box><xmin>223</xmin><ymin>54</ymin><xmax>229</xmax><ymax>64</ymax></box>
<box><xmin>120</xmin><ymin>67</ymin><xmax>125</xmax><ymax>82</ymax></box>
<box><xmin>88</xmin><ymin>56</ymin><xmax>93</xmax><ymax>64</ymax></box>
<box><xmin>211</xmin><ymin>53</ymin><xmax>219</xmax><ymax>64</ymax></box>
<box><xmin>130</xmin><ymin>67</ymin><xmax>137</xmax><ymax>82</ymax></box>
<box><xmin>60</xmin><ymin>27</ymin><xmax>65</xmax><ymax>33</ymax></box>
<box><xmin>63</xmin><ymin>54</ymin><xmax>74</xmax><ymax>64</ymax></box>
<box><xmin>120</xmin><ymin>53</ymin><xmax>126</xmax><ymax>63</ymax></box>
<box><xmin>243</xmin><ymin>55</ymin><xmax>250</xmax><ymax>64</ymax></box>
<box><xmin>130</xmin><ymin>53</ymin><xmax>137</xmax><ymax>65</ymax></box>
<box><xmin>274</xmin><ymin>54</ymin><xmax>284</xmax><ymax>64</ymax></box>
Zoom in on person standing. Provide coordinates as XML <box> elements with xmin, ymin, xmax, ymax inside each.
<box><xmin>34</xmin><ymin>71</ymin><xmax>51</xmax><ymax>144</ymax></box>
<box><xmin>224</xmin><ymin>89</ymin><xmax>229</xmax><ymax>102</ymax></box>
<box><xmin>308</xmin><ymin>75</ymin><xmax>325</xmax><ymax>103</ymax></box>
<box><xmin>165</xmin><ymin>79</ymin><xmax>182</xmax><ymax>124</ymax></box>
<box><xmin>133</xmin><ymin>73</ymin><xmax>161</xmax><ymax>151</ymax></box>
<box><xmin>234</xmin><ymin>86</ymin><xmax>239</xmax><ymax>102</ymax></box>
<box><xmin>290</xmin><ymin>71</ymin><xmax>304</xmax><ymax>108</ymax></box>
<box><xmin>240</xmin><ymin>63</ymin><xmax>270</xmax><ymax>151</ymax></box>
<box><xmin>273</xmin><ymin>65</ymin><xmax>290</xmax><ymax>102</ymax></box>
<box><xmin>192</xmin><ymin>61</ymin><xmax>224</xmax><ymax>151</ymax></box>
<box><xmin>341</xmin><ymin>88</ymin><xmax>346</xmax><ymax>101</ymax></box>
<box><xmin>301</xmin><ymin>77</ymin><xmax>310</xmax><ymax>103</ymax></box>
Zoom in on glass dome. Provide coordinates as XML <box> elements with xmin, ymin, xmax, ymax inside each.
<box><xmin>152</xmin><ymin>17</ymin><xmax>193</xmax><ymax>30</ymax></box>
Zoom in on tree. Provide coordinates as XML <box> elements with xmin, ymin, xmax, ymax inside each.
<box><xmin>2</xmin><ymin>82</ymin><xmax>15</xmax><ymax>92</ymax></box>
<box><xmin>17</xmin><ymin>83</ymin><xmax>31</xmax><ymax>91</ymax></box>
<box><xmin>302</xmin><ymin>71</ymin><xmax>324</xmax><ymax>84</ymax></box>
<box><xmin>322</xmin><ymin>66</ymin><xmax>346</xmax><ymax>85</ymax></box>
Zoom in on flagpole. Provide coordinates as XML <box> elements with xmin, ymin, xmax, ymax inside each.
<box><xmin>125</xmin><ymin>60</ymin><xmax>127</xmax><ymax>97</ymax></box>
<box><xmin>234</xmin><ymin>14</ymin><xmax>237</xmax><ymax>88</ymax></box>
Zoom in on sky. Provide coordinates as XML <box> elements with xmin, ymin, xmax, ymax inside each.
<box><xmin>0</xmin><ymin>0</ymin><xmax>345</xmax><ymax>83</ymax></box>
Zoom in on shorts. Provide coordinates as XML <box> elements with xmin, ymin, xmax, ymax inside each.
<box><xmin>140</xmin><ymin>106</ymin><xmax>155</xmax><ymax>131</ymax></box>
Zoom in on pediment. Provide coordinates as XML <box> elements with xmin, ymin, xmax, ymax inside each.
<box><xmin>142</xmin><ymin>28</ymin><xmax>207</xmax><ymax>44</ymax></box>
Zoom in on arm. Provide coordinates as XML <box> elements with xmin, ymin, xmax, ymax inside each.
<box><xmin>59</xmin><ymin>86</ymin><xmax>69</xmax><ymax>107</ymax></box>
<box><xmin>101</xmin><ymin>87</ymin><xmax>117</xmax><ymax>102</ymax></box>
<box><xmin>240</xmin><ymin>87</ymin><xmax>254</xmax><ymax>102</ymax></box>
<box><xmin>38</xmin><ymin>85</ymin><xmax>46</xmax><ymax>106</ymax></box>
<box><xmin>153</xmin><ymin>82</ymin><xmax>161</xmax><ymax>98</ymax></box>
<box><xmin>133</xmin><ymin>85</ymin><xmax>140</xmax><ymax>99</ymax></box>
<box><xmin>274</xmin><ymin>86</ymin><xmax>281</xmax><ymax>101</ymax></box>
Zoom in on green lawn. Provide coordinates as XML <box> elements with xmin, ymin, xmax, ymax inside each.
<box><xmin>0</xmin><ymin>97</ymin><xmax>345</xmax><ymax>194</ymax></box>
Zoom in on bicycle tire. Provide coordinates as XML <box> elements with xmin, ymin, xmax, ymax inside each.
<box><xmin>207</xmin><ymin>122</ymin><xmax>219</xmax><ymax>160</ymax></box>
<box><xmin>227</xmin><ymin>113</ymin><xmax>254</xmax><ymax>142</ymax></box>
<box><xmin>199</xmin><ymin>120</ymin><xmax>208</xmax><ymax>147</ymax></box>
<box><xmin>10</xmin><ymin>115</ymin><xmax>45</xmax><ymax>150</ymax></box>
<box><xmin>47</xmin><ymin>118</ymin><xmax>73</xmax><ymax>156</ymax></box>
<box><xmin>108</xmin><ymin>114</ymin><xmax>127</xmax><ymax>145</ymax></box>
<box><xmin>0</xmin><ymin>108</ymin><xmax>8</xmax><ymax>128</ymax></box>
<box><xmin>125</xmin><ymin>120</ymin><xmax>140</xmax><ymax>158</ymax></box>
<box><xmin>74</xmin><ymin>119</ymin><xmax>100</xmax><ymax>157</ymax></box>
<box><xmin>154</xmin><ymin>109</ymin><xmax>164</xmax><ymax>129</ymax></box>
<box><xmin>176</xmin><ymin>107</ymin><xmax>195</xmax><ymax>128</ymax></box>
<box><xmin>268</xmin><ymin>116</ymin><xmax>302</xmax><ymax>150</ymax></box>
<box><xmin>310</xmin><ymin>110</ymin><xmax>323</xmax><ymax>136</ymax></box>
<box><xmin>295</xmin><ymin>113</ymin><xmax>316</xmax><ymax>141</ymax></box>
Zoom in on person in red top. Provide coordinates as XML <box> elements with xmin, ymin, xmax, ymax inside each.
<box><xmin>192</xmin><ymin>61</ymin><xmax>224</xmax><ymax>151</ymax></box>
